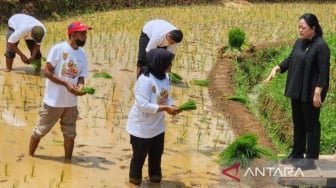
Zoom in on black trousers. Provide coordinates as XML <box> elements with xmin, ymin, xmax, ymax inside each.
<box><xmin>129</xmin><ymin>132</ymin><xmax>164</xmax><ymax>180</ymax></box>
<box><xmin>290</xmin><ymin>99</ymin><xmax>321</xmax><ymax>159</ymax></box>
<box><xmin>137</xmin><ymin>31</ymin><xmax>149</xmax><ymax>68</ymax></box>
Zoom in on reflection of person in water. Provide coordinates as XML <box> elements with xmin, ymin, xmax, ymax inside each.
<box><xmin>28</xmin><ymin>21</ymin><xmax>91</xmax><ymax>161</ymax></box>
<box><xmin>126</xmin><ymin>48</ymin><xmax>181</xmax><ymax>185</ymax></box>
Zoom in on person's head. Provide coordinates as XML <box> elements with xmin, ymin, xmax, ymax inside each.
<box><xmin>166</xmin><ymin>29</ymin><xmax>183</xmax><ymax>45</ymax></box>
<box><xmin>143</xmin><ymin>48</ymin><xmax>175</xmax><ymax>80</ymax></box>
<box><xmin>67</xmin><ymin>21</ymin><xmax>92</xmax><ymax>48</ymax></box>
<box><xmin>298</xmin><ymin>13</ymin><xmax>323</xmax><ymax>39</ymax></box>
<box><xmin>31</xmin><ymin>26</ymin><xmax>45</xmax><ymax>43</ymax></box>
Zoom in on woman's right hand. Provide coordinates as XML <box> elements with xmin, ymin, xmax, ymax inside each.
<box><xmin>263</xmin><ymin>66</ymin><xmax>280</xmax><ymax>84</ymax></box>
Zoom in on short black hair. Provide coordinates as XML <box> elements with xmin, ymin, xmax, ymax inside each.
<box><xmin>169</xmin><ymin>29</ymin><xmax>183</xmax><ymax>43</ymax></box>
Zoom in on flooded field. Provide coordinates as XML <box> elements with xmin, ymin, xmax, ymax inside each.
<box><xmin>0</xmin><ymin>2</ymin><xmax>335</xmax><ymax>187</ymax></box>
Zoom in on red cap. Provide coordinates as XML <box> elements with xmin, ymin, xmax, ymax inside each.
<box><xmin>67</xmin><ymin>21</ymin><xmax>91</xmax><ymax>35</ymax></box>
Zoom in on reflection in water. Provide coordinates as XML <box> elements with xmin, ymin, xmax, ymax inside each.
<box><xmin>1</xmin><ymin>109</ymin><xmax>26</xmax><ymax>126</ymax></box>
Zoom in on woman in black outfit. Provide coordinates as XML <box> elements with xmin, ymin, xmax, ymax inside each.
<box><xmin>264</xmin><ymin>13</ymin><xmax>330</xmax><ymax>170</ymax></box>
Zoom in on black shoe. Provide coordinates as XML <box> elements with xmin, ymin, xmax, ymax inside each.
<box><xmin>293</xmin><ymin>158</ymin><xmax>316</xmax><ymax>170</ymax></box>
<box><xmin>149</xmin><ymin>175</ymin><xmax>162</xmax><ymax>183</ymax></box>
<box><xmin>280</xmin><ymin>154</ymin><xmax>304</xmax><ymax>164</ymax></box>
<box><xmin>129</xmin><ymin>177</ymin><xmax>142</xmax><ymax>185</ymax></box>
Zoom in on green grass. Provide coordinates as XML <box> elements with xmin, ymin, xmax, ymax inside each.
<box><xmin>229</xmin><ymin>35</ymin><xmax>336</xmax><ymax>154</ymax></box>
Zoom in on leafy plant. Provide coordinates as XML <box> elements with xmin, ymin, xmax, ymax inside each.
<box><xmin>79</xmin><ymin>87</ymin><xmax>95</xmax><ymax>95</ymax></box>
<box><xmin>222</xmin><ymin>95</ymin><xmax>247</xmax><ymax>104</ymax></box>
<box><xmin>93</xmin><ymin>72</ymin><xmax>113</xmax><ymax>79</ymax></box>
<box><xmin>168</xmin><ymin>72</ymin><xmax>183</xmax><ymax>84</ymax></box>
<box><xmin>191</xmin><ymin>79</ymin><xmax>210</xmax><ymax>87</ymax></box>
<box><xmin>228</xmin><ymin>28</ymin><xmax>246</xmax><ymax>50</ymax></box>
<box><xmin>219</xmin><ymin>133</ymin><xmax>277</xmax><ymax>168</ymax></box>
<box><xmin>178</xmin><ymin>99</ymin><xmax>197</xmax><ymax>111</ymax></box>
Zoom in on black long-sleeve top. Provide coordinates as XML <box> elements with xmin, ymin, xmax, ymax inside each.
<box><xmin>279</xmin><ymin>35</ymin><xmax>330</xmax><ymax>102</ymax></box>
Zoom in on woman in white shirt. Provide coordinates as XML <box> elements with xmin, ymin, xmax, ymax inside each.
<box><xmin>127</xmin><ymin>48</ymin><xmax>181</xmax><ymax>185</ymax></box>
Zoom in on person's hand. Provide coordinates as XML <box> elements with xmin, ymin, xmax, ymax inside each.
<box><xmin>65</xmin><ymin>82</ymin><xmax>78</xmax><ymax>95</ymax></box>
<box><xmin>263</xmin><ymin>66</ymin><xmax>280</xmax><ymax>84</ymax></box>
<box><xmin>166</xmin><ymin>105</ymin><xmax>181</xmax><ymax>116</ymax></box>
<box><xmin>75</xmin><ymin>84</ymin><xmax>86</xmax><ymax>96</ymax></box>
<box><xmin>20</xmin><ymin>55</ymin><xmax>29</xmax><ymax>64</ymax></box>
<box><xmin>313</xmin><ymin>91</ymin><xmax>323</xmax><ymax>108</ymax></box>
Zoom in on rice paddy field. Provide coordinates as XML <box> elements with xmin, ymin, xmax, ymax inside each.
<box><xmin>0</xmin><ymin>1</ymin><xmax>335</xmax><ymax>187</ymax></box>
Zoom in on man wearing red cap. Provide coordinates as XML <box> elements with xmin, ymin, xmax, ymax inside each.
<box><xmin>28</xmin><ymin>21</ymin><xmax>91</xmax><ymax>161</ymax></box>
<box><xmin>4</xmin><ymin>13</ymin><xmax>46</xmax><ymax>72</ymax></box>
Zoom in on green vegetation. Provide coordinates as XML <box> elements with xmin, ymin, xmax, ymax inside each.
<box><xmin>168</xmin><ymin>72</ymin><xmax>183</xmax><ymax>84</ymax></box>
<box><xmin>178</xmin><ymin>99</ymin><xmax>197</xmax><ymax>111</ymax></box>
<box><xmin>227</xmin><ymin>35</ymin><xmax>336</xmax><ymax>154</ymax></box>
<box><xmin>190</xmin><ymin>79</ymin><xmax>210</xmax><ymax>87</ymax></box>
<box><xmin>219</xmin><ymin>133</ymin><xmax>277</xmax><ymax>168</ymax></box>
<box><xmin>79</xmin><ymin>87</ymin><xmax>95</xmax><ymax>95</ymax></box>
<box><xmin>93</xmin><ymin>72</ymin><xmax>113</xmax><ymax>79</ymax></box>
<box><xmin>228</xmin><ymin>28</ymin><xmax>246</xmax><ymax>50</ymax></box>
<box><xmin>222</xmin><ymin>95</ymin><xmax>248</xmax><ymax>104</ymax></box>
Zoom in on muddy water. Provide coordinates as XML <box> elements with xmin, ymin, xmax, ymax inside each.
<box><xmin>0</xmin><ymin>12</ymin><xmax>243</xmax><ymax>188</ymax></box>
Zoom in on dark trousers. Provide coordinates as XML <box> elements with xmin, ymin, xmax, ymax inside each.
<box><xmin>137</xmin><ymin>31</ymin><xmax>149</xmax><ymax>68</ymax></box>
<box><xmin>290</xmin><ymin>99</ymin><xmax>321</xmax><ymax>159</ymax></box>
<box><xmin>129</xmin><ymin>132</ymin><xmax>164</xmax><ymax>180</ymax></box>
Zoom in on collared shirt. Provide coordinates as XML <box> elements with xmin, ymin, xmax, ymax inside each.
<box><xmin>126</xmin><ymin>73</ymin><xmax>173</xmax><ymax>138</ymax></box>
<box><xmin>279</xmin><ymin>35</ymin><xmax>330</xmax><ymax>102</ymax></box>
<box><xmin>142</xmin><ymin>19</ymin><xmax>178</xmax><ymax>53</ymax></box>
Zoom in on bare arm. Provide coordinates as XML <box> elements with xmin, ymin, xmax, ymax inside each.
<box><xmin>44</xmin><ymin>62</ymin><xmax>78</xmax><ymax>95</ymax></box>
<box><xmin>157</xmin><ymin>105</ymin><xmax>180</xmax><ymax>115</ymax></box>
<box><xmin>263</xmin><ymin>65</ymin><xmax>280</xmax><ymax>84</ymax></box>
<box><xmin>30</xmin><ymin>44</ymin><xmax>41</xmax><ymax>60</ymax></box>
<box><xmin>313</xmin><ymin>87</ymin><xmax>323</xmax><ymax>108</ymax></box>
<box><xmin>9</xmin><ymin>43</ymin><xmax>28</xmax><ymax>63</ymax></box>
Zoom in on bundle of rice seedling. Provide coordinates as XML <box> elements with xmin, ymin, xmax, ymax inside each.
<box><xmin>222</xmin><ymin>95</ymin><xmax>247</xmax><ymax>104</ymax></box>
<box><xmin>168</xmin><ymin>72</ymin><xmax>183</xmax><ymax>84</ymax></box>
<box><xmin>93</xmin><ymin>72</ymin><xmax>113</xmax><ymax>79</ymax></box>
<box><xmin>79</xmin><ymin>87</ymin><xmax>95</xmax><ymax>95</ymax></box>
<box><xmin>219</xmin><ymin>133</ymin><xmax>277</xmax><ymax>168</ymax></box>
<box><xmin>178</xmin><ymin>99</ymin><xmax>197</xmax><ymax>111</ymax></box>
<box><xmin>191</xmin><ymin>79</ymin><xmax>210</xmax><ymax>87</ymax></box>
<box><xmin>31</xmin><ymin>61</ymin><xmax>41</xmax><ymax>70</ymax></box>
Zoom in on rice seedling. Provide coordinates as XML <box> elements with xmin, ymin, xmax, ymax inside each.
<box><xmin>4</xmin><ymin>163</ymin><xmax>8</xmax><ymax>176</ymax></box>
<box><xmin>30</xmin><ymin>164</ymin><xmax>35</xmax><ymax>177</ymax></box>
<box><xmin>219</xmin><ymin>133</ymin><xmax>277</xmax><ymax>168</ymax></box>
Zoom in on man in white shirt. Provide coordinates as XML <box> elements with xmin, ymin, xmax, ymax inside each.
<box><xmin>4</xmin><ymin>13</ymin><xmax>46</xmax><ymax>73</ymax></box>
<box><xmin>28</xmin><ymin>21</ymin><xmax>91</xmax><ymax>161</ymax></box>
<box><xmin>136</xmin><ymin>19</ymin><xmax>183</xmax><ymax>77</ymax></box>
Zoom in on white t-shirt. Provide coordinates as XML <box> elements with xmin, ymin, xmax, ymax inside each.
<box><xmin>43</xmin><ymin>41</ymin><xmax>88</xmax><ymax>107</ymax></box>
<box><xmin>7</xmin><ymin>13</ymin><xmax>46</xmax><ymax>44</ymax></box>
<box><xmin>142</xmin><ymin>19</ymin><xmax>178</xmax><ymax>53</ymax></box>
<box><xmin>126</xmin><ymin>73</ymin><xmax>173</xmax><ymax>138</ymax></box>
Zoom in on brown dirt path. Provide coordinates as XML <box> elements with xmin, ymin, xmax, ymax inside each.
<box><xmin>208</xmin><ymin>55</ymin><xmax>277</xmax><ymax>152</ymax></box>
